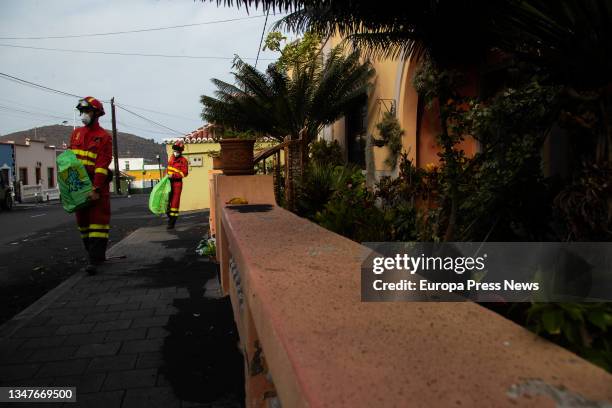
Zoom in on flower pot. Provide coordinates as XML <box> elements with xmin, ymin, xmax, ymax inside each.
<box><xmin>219</xmin><ymin>138</ymin><xmax>255</xmax><ymax>175</ymax></box>
<box><xmin>212</xmin><ymin>155</ymin><xmax>223</xmax><ymax>170</ymax></box>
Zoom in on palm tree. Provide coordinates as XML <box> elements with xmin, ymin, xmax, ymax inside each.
<box><xmin>200</xmin><ymin>46</ymin><xmax>375</xmax><ymax>144</ymax></box>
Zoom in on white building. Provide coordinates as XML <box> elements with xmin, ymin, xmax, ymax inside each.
<box><xmin>5</xmin><ymin>138</ymin><xmax>59</xmax><ymax>202</ymax></box>
<box><xmin>109</xmin><ymin>157</ymin><xmax>145</xmax><ymax>172</ymax></box>
<box><xmin>109</xmin><ymin>157</ymin><xmax>165</xmax><ymax>190</ymax></box>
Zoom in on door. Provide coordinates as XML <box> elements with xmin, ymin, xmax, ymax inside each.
<box><xmin>19</xmin><ymin>167</ymin><xmax>28</xmax><ymax>185</ymax></box>
<box><xmin>345</xmin><ymin>96</ymin><xmax>368</xmax><ymax>169</ymax></box>
<box><xmin>47</xmin><ymin>167</ymin><xmax>55</xmax><ymax>188</ymax></box>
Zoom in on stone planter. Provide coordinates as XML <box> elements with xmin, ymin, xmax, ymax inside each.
<box><xmin>219</xmin><ymin>138</ymin><xmax>255</xmax><ymax>175</ymax></box>
<box><xmin>212</xmin><ymin>155</ymin><xmax>223</xmax><ymax>170</ymax></box>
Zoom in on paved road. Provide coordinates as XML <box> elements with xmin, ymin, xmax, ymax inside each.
<box><xmin>0</xmin><ymin>196</ymin><xmax>151</xmax><ymax>247</ymax></box>
<box><xmin>0</xmin><ymin>195</ymin><xmax>167</xmax><ymax>324</ymax></box>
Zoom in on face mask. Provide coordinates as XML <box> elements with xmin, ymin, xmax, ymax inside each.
<box><xmin>80</xmin><ymin>112</ymin><xmax>92</xmax><ymax>126</ymax></box>
<box><xmin>173</xmin><ymin>151</ymin><xmax>181</xmax><ymax>157</ymax></box>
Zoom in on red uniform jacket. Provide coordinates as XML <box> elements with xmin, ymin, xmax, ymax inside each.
<box><xmin>167</xmin><ymin>155</ymin><xmax>189</xmax><ymax>181</ymax></box>
<box><xmin>69</xmin><ymin>122</ymin><xmax>113</xmax><ymax>189</ymax></box>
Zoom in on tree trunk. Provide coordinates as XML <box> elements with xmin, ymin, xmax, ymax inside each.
<box><xmin>439</xmin><ymin>104</ymin><xmax>458</xmax><ymax>242</ymax></box>
<box><xmin>284</xmin><ymin>134</ymin><xmax>304</xmax><ymax>212</ymax></box>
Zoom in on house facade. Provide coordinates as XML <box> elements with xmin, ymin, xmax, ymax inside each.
<box><xmin>320</xmin><ymin>36</ymin><xmax>479</xmax><ymax>184</ymax></box>
<box><xmin>109</xmin><ymin>158</ymin><xmax>166</xmax><ymax>191</ymax></box>
<box><xmin>164</xmin><ymin>126</ymin><xmax>220</xmax><ymax>211</ymax></box>
<box><xmin>12</xmin><ymin>139</ymin><xmax>58</xmax><ymax>189</ymax></box>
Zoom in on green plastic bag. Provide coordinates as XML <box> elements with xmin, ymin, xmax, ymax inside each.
<box><xmin>57</xmin><ymin>150</ymin><xmax>93</xmax><ymax>213</ymax></box>
<box><xmin>149</xmin><ymin>176</ymin><xmax>171</xmax><ymax>215</ymax></box>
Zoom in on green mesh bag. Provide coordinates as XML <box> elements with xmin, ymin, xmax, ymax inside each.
<box><xmin>57</xmin><ymin>150</ymin><xmax>93</xmax><ymax>213</ymax></box>
<box><xmin>149</xmin><ymin>176</ymin><xmax>171</xmax><ymax>215</ymax></box>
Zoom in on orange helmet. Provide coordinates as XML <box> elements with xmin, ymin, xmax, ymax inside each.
<box><xmin>172</xmin><ymin>140</ymin><xmax>185</xmax><ymax>152</ymax></box>
<box><xmin>76</xmin><ymin>96</ymin><xmax>105</xmax><ymax>116</ymax></box>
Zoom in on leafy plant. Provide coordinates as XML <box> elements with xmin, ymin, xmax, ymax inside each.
<box><xmin>202</xmin><ymin>240</ymin><xmax>216</xmax><ymax>258</ymax></box>
<box><xmin>201</xmin><ymin>47</ymin><xmax>375</xmax><ymax>144</ymax></box>
<box><xmin>374</xmin><ymin>112</ymin><xmax>404</xmax><ymax>169</ymax></box>
<box><xmin>263</xmin><ymin>31</ymin><xmax>323</xmax><ymax>72</ymax></box>
<box><xmin>554</xmin><ymin>161</ymin><xmax>612</xmax><ymax>241</ymax></box>
<box><xmin>316</xmin><ymin>169</ymin><xmax>391</xmax><ymax>242</ymax></box>
<box><xmin>309</xmin><ymin>139</ymin><xmax>344</xmax><ymax>167</ymax></box>
<box><xmin>375</xmin><ymin>153</ymin><xmax>441</xmax><ymax>241</ymax></box>
<box><xmin>526</xmin><ymin>303</ymin><xmax>612</xmax><ymax>372</ymax></box>
<box><xmin>220</xmin><ymin>128</ymin><xmax>257</xmax><ymax>140</ymax></box>
<box><xmin>296</xmin><ymin>162</ymin><xmax>356</xmax><ymax>220</ymax></box>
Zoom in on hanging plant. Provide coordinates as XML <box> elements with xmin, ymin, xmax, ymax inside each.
<box><xmin>375</xmin><ymin>111</ymin><xmax>404</xmax><ymax>168</ymax></box>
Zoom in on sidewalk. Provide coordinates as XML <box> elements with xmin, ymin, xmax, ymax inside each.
<box><xmin>0</xmin><ymin>214</ymin><xmax>244</xmax><ymax>408</ymax></box>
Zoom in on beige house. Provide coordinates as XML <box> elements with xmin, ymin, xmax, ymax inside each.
<box><xmin>320</xmin><ymin>36</ymin><xmax>478</xmax><ymax>185</ymax></box>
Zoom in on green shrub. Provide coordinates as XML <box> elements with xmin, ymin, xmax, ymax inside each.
<box><xmin>501</xmin><ymin>303</ymin><xmax>612</xmax><ymax>372</ymax></box>
<box><xmin>296</xmin><ymin>162</ymin><xmax>356</xmax><ymax>220</ymax></box>
<box><xmin>316</xmin><ymin>169</ymin><xmax>391</xmax><ymax>242</ymax></box>
<box><xmin>309</xmin><ymin>139</ymin><xmax>344</xmax><ymax>167</ymax></box>
<box><xmin>375</xmin><ymin>112</ymin><xmax>404</xmax><ymax>169</ymax></box>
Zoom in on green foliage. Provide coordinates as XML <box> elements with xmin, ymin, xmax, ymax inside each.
<box><xmin>196</xmin><ymin>238</ymin><xmax>216</xmax><ymax>258</ymax></box>
<box><xmin>201</xmin><ymin>46</ymin><xmax>375</xmax><ymax>143</ymax></box>
<box><xmin>309</xmin><ymin>139</ymin><xmax>344</xmax><ymax>167</ymax></box>
<box><xmin>315</xmin><ymin>169</ymin><xmax>391</xmax><ymax>242</ymax></box>
<box><xmin>296</xmin><ymin>162</ymin><xmax>356</xmax><ymax>220</ymax></box>
<box><xmin>220</xmin><ymin>128</ymin><xmax>257</xmax><ymax>140</ymax></box>
<box><xmin>454</xmin><ymin>79</ymin><xmax>562</xmax><ymax>241</ymax></box>
<box><xmin>554</xmin><ymin>160</ymin><xmax>612</xmax><ymax>241</ymax></box>
<box><xmin>526</xmin><ymin>303</ymin><xmax>612</xmax><ymax>371</ymax></box>
<box><xmin>202</xmin><ymin>240</ymin><xmax>216</xmax><ymax>258</ymax></box>
<box><xmin>375</xmin><ymin>153</ymin><xmax>440</xmax><ymax>241</ymax></box>
<box><xmin>264</xmin><ymin>31</ymin><xmax>322</xmax><ymax>72</ymax></box>
<box><xmin>374</xmin><ymin>112</ymin><xmax>404</xmax><ymax>169</ymax></box>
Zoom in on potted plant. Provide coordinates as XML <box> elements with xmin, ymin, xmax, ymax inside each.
<box><xmin>374</xmin><ymin>112</ymin><xmax>404</xmax><ymax>168</ymax></box>
<box><xmin>205</xmin><ymin>150</ymin><xmax>223</xmax><ymax>170</ymax></box>
<box><xmin>218</xmin><ymin>129</ymin><xmax>257</xmax><ymax>175</ymax></box>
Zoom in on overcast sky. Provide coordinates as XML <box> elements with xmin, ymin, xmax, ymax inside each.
<box><xmin>0</xmin><ymin>0</ymin><xmax>288</xmax><ymax>141</ymax></box>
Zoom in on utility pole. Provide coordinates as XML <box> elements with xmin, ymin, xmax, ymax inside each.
<box><xmin>110</xmin><ymin>97</ymin><xmax>121</xmax><ymax>195</ymax></box>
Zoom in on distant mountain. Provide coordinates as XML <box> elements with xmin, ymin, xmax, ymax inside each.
<box><xmin>0</xmin><ymin>125</ymin><xmax>168</xmax><ymax>165</ymax></box>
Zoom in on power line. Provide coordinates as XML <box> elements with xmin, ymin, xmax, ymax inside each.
<box><xmin>0</xmin><ymin>72</ymin><xmax>82</xmax><ymax>99</ymax></box>
<box><xmin>0</xmin><ymin>43</ymin><xmax>275</xmax><ymax>61</ymax></box>
<box><xmin>255</xmin><ymin>7</ymin><xmax>271</xmax><ymax>69</ymax></box>
<box><xmin>107</xmin><ymin>120</ymin><xmax>176</xmax><ymax>136</ymax></box>
<box><xmin>0</xmin><ymin>96</ymin><xmax>75</xmax><ymax>118</ymax></box>
<box><xmin>116</xmin><ymin>104</ymin><xmax>186</xmax><ymax>136</ymax></box>
<box><xmin>0</xmin><ymin>15</ymin><xmax>267</xmax><ymax>40</ymax></box>
<box><xmin>0</xmin><ymin>104</ymin><xmax>70</xmax><ymax>121</ymax></box>
<box><xmin>0</xmin><ymin>109</ymin><xmax>69</xmax><ymax>124</ymax></box>
<box><xmin>118</xmin><ymin>103</ymin><xmax>202</xmax><ymax>122</ymax></box>
<box><xmin>0</xmin><ymin>73</ymin><xmax>191</xmax><ymax>135</ymax></box>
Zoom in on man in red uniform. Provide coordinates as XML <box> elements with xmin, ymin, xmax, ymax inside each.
<box><xmin>70</xmin><ymin>96</ymin><xmax>113</xmax><ymax>274</ymax></box>
<box><xmin>166</xmin><ymin>140</ymin><xmax>189</xmax><ymax>229</ymax></box>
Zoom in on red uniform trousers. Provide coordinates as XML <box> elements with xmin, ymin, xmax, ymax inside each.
<box><xmin>76</xmin><ymin>181</ymin><xmax>110</xmax><ymax>264</ymax></box>
<box><xmin>168</xmin><ymin>179</ymin><xmax>183</xmax><ymax>221</ymax></box>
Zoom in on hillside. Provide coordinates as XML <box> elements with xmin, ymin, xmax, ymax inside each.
<box><xmin>0</xmin><ymin>125</ymin><xmax>168</xmax><ymax>165</ymax></box>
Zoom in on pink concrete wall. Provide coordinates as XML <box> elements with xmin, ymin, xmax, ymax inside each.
<box><xmin>14</xmin><ymin>141</ymin><xmax>57</xmax><ymax>187</ymax></box>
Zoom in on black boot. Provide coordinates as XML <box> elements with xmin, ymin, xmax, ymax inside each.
<box><xmin>85</xmin><ymin>264</ymin><xmax>97</xmax><ymax>275</ymax></box>
<box><xmin>167</xmin><ymin>215</ymin><xmax>177</xmax><ymax>230</ymax></box>
<box><xmin>82</xmin><ymin>237</ymin><xmax>90</xmax><ymax>251</ymax></box>
<box><xmin>87</xmin><ymin>238</ymin><xmax>108</xmax><ymax>275</ymax></box>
